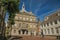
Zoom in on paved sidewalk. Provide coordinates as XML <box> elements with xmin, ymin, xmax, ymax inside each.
<box><xmin>9</xmin><ymin>36</ymin><xmax>57</xmax><ymax>40</ymax></box>
<box><xmin>22</xmin><ymin>36</ymin><xmax>56</xmax><ymax>40</ymax></box>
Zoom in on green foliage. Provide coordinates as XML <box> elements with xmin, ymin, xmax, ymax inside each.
<box><xmin>9</xmin><ymin>13</ymin><xmax>16</xmax><ymax>25</ymax></box>
<box><xmin>1</xmin><ymin>0</ymin><xmax>20</xmax><ymax>25</ymax></box>
<box><xmin>7</xmin><ymin>1</ymin><xmax>19</xmax><ymax>13</ymax></box>
<box><xmin>7</xmin><ymin>0</ymin><xmax>20</xmax><ymax>25</ymax></box>
<box><xmin>0</xmin><ymin>35</ymin><xmax>7</xmax><ymax>40</ymax></box>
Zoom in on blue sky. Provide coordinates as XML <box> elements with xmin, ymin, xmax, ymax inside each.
<box><xmin>19</xmin><ymin>0</ymin><xmax>60</xmax><ymax>21</ymax></box>
<box><xmin>5</xmin><ymin>0</ymin><xmax>60</xmax><ymax>22</ymax></box>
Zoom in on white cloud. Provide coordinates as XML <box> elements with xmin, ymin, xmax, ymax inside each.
<box><xmin>34</xmin><ymin>4</ymin><xmax>42</xmax><ymax>14</ymax></box>
<box><xmin>29</xmin><ymin>0</ymin><xmax>32</xmax><ymax>10</ymax></box>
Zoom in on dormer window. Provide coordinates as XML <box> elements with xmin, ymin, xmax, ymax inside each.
<box><xmin>44</xmin><ymin>17</ymin><xmax>49</xmax><ymax>21</ymax></box>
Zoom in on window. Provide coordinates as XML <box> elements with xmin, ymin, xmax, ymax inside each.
<box><xmin>47</xmin><ymin>23</ymin><xmax>49</xmax><ymax>26</ymax></box>
<box><xmin>48</xmin><ymin>29</ymin><xmax>50</xmax><ymax>34</ymax></box>
<box><xmin>54</xmin><ymin>20</ymin><xmax>57</xmax><ymax>24</ymax></box>
<box><xmin>58</xmin><ymin>12</ymin><xmax>60</xmax><ymax>16</ymax></box>
<box><xmin>42</xmin><ymin>25</ymin><xmax>43</xmax><ymax>27</ymax></box>
<box><xmin>50</xmin><ymin>21</ymin><xmax>53</xmax><ymax>25</ymax></box>
<box><xmin>44</xmin><ymin>24</ymin><xmax>46</xmax><ymax>27</ymax></box>
<box><xmin>59</xmin><ymin>19</ymin><xmax>60</xmax><ymax>22</ymax></box>
<box><xmin>41</xmin><ymin>30</ymin><xmax>43</xmax><ymax>34</ymax></box>
<box><xmin>7</xmin><ymin>32</ymin><xmax>9</xmax><ymax>34</ymax></box>
<box><xmin>26</xmin><ymin>31</ymin><xmax>28</xmax><ymax>34</ymax></box>
<box><xmin>18</xmin><ymin>30</ymin><xmax>21</xmax><ymax>34</ymax></box>
<box><xmin>55</xmin><ymin>27</ymin><xmax>59</xmax><ymax>34</ymax></box>
<box><xmin>14</xmin><ymin>30</ymin><xmax>16</xmax><ymax>33</ymax></box>
<box><xmin>51</xmin><ymin>28</ymin><xmax>54</xmax><ymax>34</ymax></box>
<box><xmin>44</xmin><ymin>29</ymin><xmax>46</xmax><ymax>34</ymax></box>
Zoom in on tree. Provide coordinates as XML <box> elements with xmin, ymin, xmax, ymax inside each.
<box><xmin>0</xmin><ymin>0</ymin><xmax>20</xmax><ymax>40</ymax></box>
<box><xmin>2</xmin><ymin>0</ymin><xmax>20</xmax><ymax>24</ymax></box>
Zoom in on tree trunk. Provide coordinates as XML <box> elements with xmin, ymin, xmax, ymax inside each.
<box><xmin>0</xmin><ymin>4</ymin><xmax>6</xmax><ymax>40</ymax></box>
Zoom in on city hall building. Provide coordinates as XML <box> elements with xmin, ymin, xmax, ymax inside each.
<box><xmin>40</xmin><ymin>10</ymin><xmax>60</xmax><ymax>36</ymax></box>
<box><xmin>6</xmin><ymin>2</ymin><xmax>40</xmax><ymax>36</ymax></box>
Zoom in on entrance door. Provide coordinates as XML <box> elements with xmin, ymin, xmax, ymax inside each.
<box><xmin>21</xmin><ymin>29</ymin><xmax>28</xmax><ymax>35</ymax></box>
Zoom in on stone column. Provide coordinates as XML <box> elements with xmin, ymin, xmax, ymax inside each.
<box><xmin>24</xmin><ymin>31</ymin><xmax>26</xmax><ymax>35</ymax></box>
<box><xmin>34</xmin><ymin>31</ymin><xmax>36</xmax><ymax>36</ymax></box>
<box><xmin>21</xmin><ymin>31</ymin><xmax>22</xmax><ymax>35</ymax></box>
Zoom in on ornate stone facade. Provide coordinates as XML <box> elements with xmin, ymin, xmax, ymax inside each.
<box><xmin>7</xmin><ymin>2</ymin><xmax>40</xmax><ymax>36</ymax></box>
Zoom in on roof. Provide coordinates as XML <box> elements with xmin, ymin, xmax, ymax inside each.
<box><xmin>18</xmin><ymin>12</ymin><xmax>36</xmax><ymax>17</ymax></box>
<box><xmin>19</xmin><ymin>2</ymin><xmax>36</xmax><ymax>17</ymax></box>
<box><xmin>41</xmin><ymin>10</ymin><xmax>60</xmax><ymax>24</ymax></box>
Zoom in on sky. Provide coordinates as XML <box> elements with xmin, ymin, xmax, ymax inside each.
<box><xmin>19</xmin><ymin>0</ymin><xmax>60</xmax><ymax>21</ymax></box>
<box><xmin>5</xmin><ymin>0</ymin><xmax>60</xmax><ymax>22</ymax></box>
